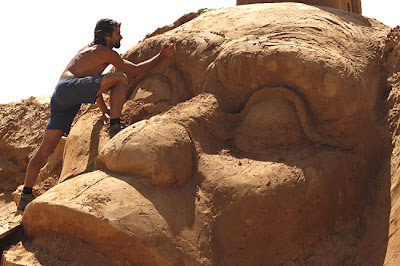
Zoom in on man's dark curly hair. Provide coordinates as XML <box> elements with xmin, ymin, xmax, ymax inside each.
<box><xmin>90</xmin><ymin>18</ymin><xmax>121</xmax><ymax>46</ymax></box>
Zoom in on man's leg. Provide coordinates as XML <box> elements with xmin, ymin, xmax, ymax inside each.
<box><xmin>17</xmin><ymin>129</ymin><xmax>64</xmax><ymax>213</ymax></box>
<box><xmin>24</xmin><ymin>129</ymin><xmax>64</xmax><ymax>187</ymax></box>
<box><xmin>97</xmin><ymin>72</ymin><xmax>128</xmax><ymax>119</ymax></box>
<box><xmin>96</xmin><ymin>72</ymin><xmax>128</xmax><ymax>137</ymax></box>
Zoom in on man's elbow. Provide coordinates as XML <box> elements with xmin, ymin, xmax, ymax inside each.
<box><xmin>115</xmin><ymin>65</ymin><xmax>136</xmax><ymax>76</ymax></box>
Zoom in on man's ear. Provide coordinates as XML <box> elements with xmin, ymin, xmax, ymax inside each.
<box><xmin>103</xmin><ymin>33</ymin><xmax>112</xmax><ymax>45</ymax></box>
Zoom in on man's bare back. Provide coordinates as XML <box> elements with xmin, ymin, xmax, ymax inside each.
<box><xmin>60</xmin><ymin>45</ymin><xmax>117</xmax><ymax>80</ymax></box>
<box><xmin>60</xmin><ymin>43</ymin><xmax>174</xmax><ymax>81</ymax></box>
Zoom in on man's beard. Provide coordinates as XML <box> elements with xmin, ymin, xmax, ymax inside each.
<box><xmin>113</xmin><ymin>41</ymin><xmax>121</xmax><ymax>49</ymax></box>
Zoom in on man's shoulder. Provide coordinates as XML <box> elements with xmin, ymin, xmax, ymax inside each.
<box><xmin>90</xmin><ymin>45</ymin><xmax>119</xmax><ymax>59</ymax></box>
<box><xmin>91</xmin><ymin>44</ymin><xmax>116</xmax><ymax>53</ymax></box>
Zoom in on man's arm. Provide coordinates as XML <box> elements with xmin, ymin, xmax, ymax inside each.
<box><xmin>103</xmin><ymin>44</ymin><xmax>175</xmax><ymax>76</ymax></box>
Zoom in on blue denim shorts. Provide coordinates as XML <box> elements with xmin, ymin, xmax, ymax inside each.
<box><xmin>46</xmin><ymin>75</ymin><xmax>104</xmax><ymax>134</ymax></box>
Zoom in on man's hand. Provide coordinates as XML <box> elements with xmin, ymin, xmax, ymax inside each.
<box><xmin>160</xmin><ymin>43</ymin><xmax>176</xmax><ymax>58</ymax></box>
<box><xmin>115</xmin><ymin>41</ymin><xmax>176</xmax><ymax>76</ymax></box>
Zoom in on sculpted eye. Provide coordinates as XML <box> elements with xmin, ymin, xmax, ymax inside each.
<box><xmin>234</xmin><ymin>97</ymin><xmax>306</xmax><ymax>152</ymax></box>
<box><xmin>233</xmin><ymin>87</ymin><xmax>313</xmax><ymax>152</ymax></box>
<box><xmin>233</xmin><ymin>86</ymin><xmax>355</xmax><ymax>152</ymax></box>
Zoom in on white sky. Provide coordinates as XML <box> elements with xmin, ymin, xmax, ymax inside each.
<box><xmin>0</xmin><ymin>0</ymin><xmax>398</xmax><ymax>104</ymax></box>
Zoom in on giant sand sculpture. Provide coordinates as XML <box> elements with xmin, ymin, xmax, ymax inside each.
<box><xmin>1</xmin><ymin>2</ymin><xmax>400</xmax><ymax>265</ymax></box>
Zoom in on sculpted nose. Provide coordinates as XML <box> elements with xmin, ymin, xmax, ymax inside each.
<box><xmin>97</xmin><ymin>120</ymin><xmax>193</xmax><ymax>187</ymax></box>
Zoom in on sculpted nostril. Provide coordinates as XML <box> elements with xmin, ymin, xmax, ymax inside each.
<box><xmin>98</xmin><ymin>122</ymin><xmax>193</xmax><ymax>187</ymax></box>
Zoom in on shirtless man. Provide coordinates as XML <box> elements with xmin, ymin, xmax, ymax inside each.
<box><xmin>17</xmin><ymin>18</ymin><xmax>175</xmax><ymax>213</ymax></box>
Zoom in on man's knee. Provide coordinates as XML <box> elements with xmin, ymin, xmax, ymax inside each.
<box><xmin>120</xmin><ymin>74</ymin><xmax>128</xmax><ymax>88</ymax></box>
<box><xmin>101</xmin><ymin>72</ymin><xmax>128</xmax><ymax>91</ymax></box>
<box><xmin>115</xmin><ymin>72</ymin><xmax>128</xmax><ymax>86</ymax></box>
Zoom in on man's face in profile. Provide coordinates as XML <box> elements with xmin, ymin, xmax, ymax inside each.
<box><xmin>110</xmin><ymin>26</ymin><xmax>122</xmax><ymax>48</ymax></box>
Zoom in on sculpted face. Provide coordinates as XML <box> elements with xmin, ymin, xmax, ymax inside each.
<box><xmin>97</xmin><ymin>4</ymin><xmax>386</xmax><ymax>262</ymax></box>
<box><xmin>23</xmin><ymin>4</ymin><xmax>389</xmax><ymax>265</ymax></box>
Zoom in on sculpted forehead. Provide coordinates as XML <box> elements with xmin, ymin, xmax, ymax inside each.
<box><xmin>172</xmin><ymin>3</ymin><xmax>380</xmax><ymax>73</ymax></box>
<box><xmin>179</xmin><ymin>3</ymin><xmax>371</xmax><ymax>53</ymax></box>
<box><xmin>179</xmin><ymin>4</ymin><xmax>382</xmax><ymax>96</ymax></box>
